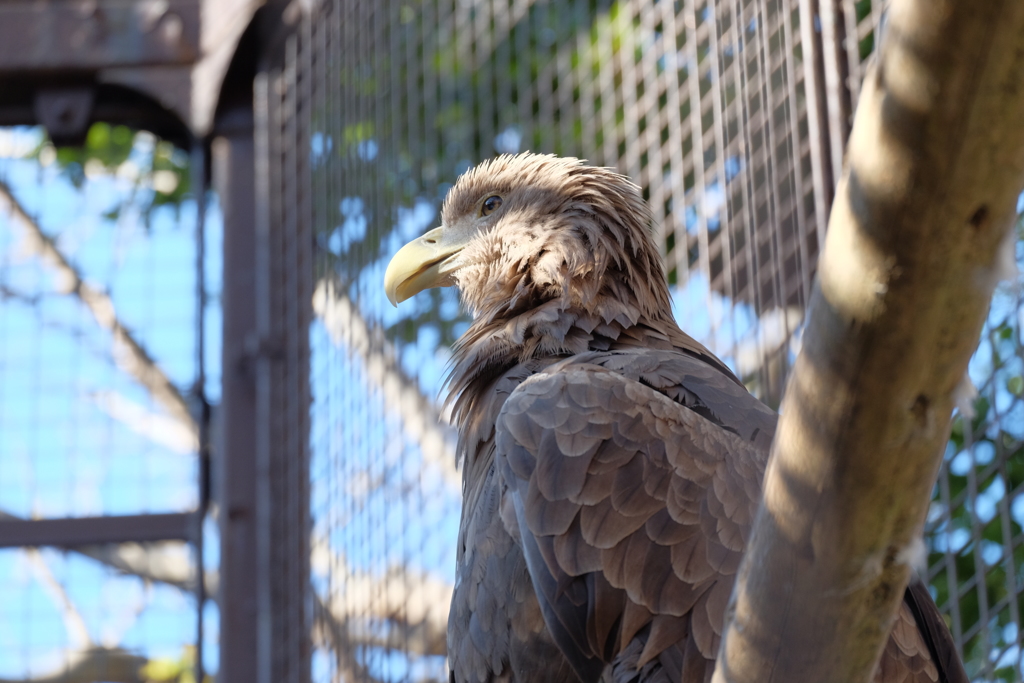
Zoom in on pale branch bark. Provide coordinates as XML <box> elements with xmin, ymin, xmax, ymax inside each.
<box><xmin>2</xmin><ymin>553</ymin><xmax>147</xmax><ymax>683</ymax></box>
<box><xmin>312</xmin><ymin>279</ymin><xmax>460</xmax><ymax>491</ymax></box>
<box><xmin>312</xmin><ymin>592</ymin><xmax>385</xmax><ymax>683</ymax></box>
<box><xmin>0</xmin><ymin>179</ymin><xmax>197</xmax><ymax>441</ymax></box>
<box><xmin>320</xmin><ymin>566</ymin><xmax>450</xmax><ymax>658</ymax></box>
<box><xmin>1</xmin><ymin>508</ymin><xmax>448</xmax><ymax>664</ymax></box>
<box><xmin>90</xmin><ymin>390</ymin><xmax>198</xmax><ymax>455</ymax></box>
<box><xmin>313</xmin><ymin>590</ymin><xmax>446</xmax><ymax>683</ymax></box>
<box><xmin>72</xmin><ymin>539</ymin><xmax>218</xmax><ymax>595</ymax></box>
<box><xmin>23</xmin><ymin>548</ymin><xmax>92</xmax><ymax>651</ymax></box>
<box><xmin>713</xmin><ymin>2</ymin><xmax>1024</xmax><ymax>683</ymax></box>
<box><xmin>311</xmin><ymin>535</ymin><xmax>451</xmax><ymax>658</ymax></box>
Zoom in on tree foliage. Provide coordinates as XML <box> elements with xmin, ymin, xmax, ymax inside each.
<box><xmin>28</xmin><ymin>122</ymin><xmax>191</xmax><ymax>225</ymax></box>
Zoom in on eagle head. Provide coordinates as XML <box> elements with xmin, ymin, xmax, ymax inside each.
<box><xmin>384</xmin><ymin>153</ymin><xmax>672</xmax><ymax>322</ymax></box>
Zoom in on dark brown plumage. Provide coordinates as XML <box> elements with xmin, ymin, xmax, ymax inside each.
<box><xmin>383</xmin><ymin>153</ymin><xmax>968</xmax><ymax>683</ymax></box>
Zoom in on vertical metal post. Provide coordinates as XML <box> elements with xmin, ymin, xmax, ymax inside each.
<box><xmin>212</xmin><ymin>110</ymin><xmax>260</xmax><ymax>683</ymax></box>
<box><xmin>191</xmin><ymin>138</ymin><xmax>210</xmax><ymax>683</ymax></box>
<box><xmin>253</xmin><ymin>49</ymin><xmax>313</xmax><ymax>683</ymax></box>
<box><xmin>817</xmin><ymin>0</ymin><xmax>853</xmax><ymax>186</ymax></box>
<box><xmin>252</xmin><ymin>67</ymin><xmax>276</xmax><ymax>683</ymax></box>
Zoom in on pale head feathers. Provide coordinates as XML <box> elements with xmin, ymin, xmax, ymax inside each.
<box><xmin>440</xmin><ymin>154</ymin><xmax>686</xmax><ymax>409</ymax></box>
<box><xmin>443</xmin><ymin>153</ymin><xmax>671</xmax><ymax>322</ymax></box>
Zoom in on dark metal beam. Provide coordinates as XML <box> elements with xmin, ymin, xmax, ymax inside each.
<box><xmin>0</xmin><ymin>0</ymin><xmax>265</xmax><ymax>138</ymax></box>
<box><xmin>213</xmin><ymin>106</ymin><xmax>260</xmax><ymax>683</ymax></box>
<box><xmin>253</xmin><ymin>30</ymin><xmax>313</xmax><ymax>679</ymax></box>
<box><xmin>0</xmin><ymin>0</ymin><xmax>200</xmax><ymax>72</ymax></box>
<box><xmin>0</xmin><ymin>513</ymin><xmax>197</xmax><ymax>548</ymax></box>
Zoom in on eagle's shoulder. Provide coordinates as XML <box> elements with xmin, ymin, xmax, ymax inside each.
<box><xmin>502</xmin><ymin>348</ymin><xmax>777</xmax><ymax>454</ymax></box>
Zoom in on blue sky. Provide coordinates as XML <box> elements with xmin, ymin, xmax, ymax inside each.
<box><xmin>0</xmin><ymin>126</ymin><xmax>220</xmax><ymax>678</ymax></box>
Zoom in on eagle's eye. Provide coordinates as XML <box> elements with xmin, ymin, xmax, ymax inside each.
<box><xmin>481</xmin><ymin>195</ymin><xmax>503</xmax><ymax>216</ymax></box>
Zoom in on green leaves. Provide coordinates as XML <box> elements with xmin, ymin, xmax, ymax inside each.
<box><xmin>934</xmin><ymin>312</ymin><xmax>1024</xmax><ymax>679</ymax></box>
<box><xmin>29</xmin><ymin>122</ymin><xmax>192</xmax><ymax>227</ymax></box>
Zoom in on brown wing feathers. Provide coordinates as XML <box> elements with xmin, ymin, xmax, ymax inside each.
<box><xmin>900</xmin><ymin>579</ymin><xmax>969</xmax><ymax>683</ymax></box>
<box><xmin>496</xmin><ymin>352</ymin><xmax>966</xmax><ymax>683</ymax></box>
<box><xmin>496</xmin><ymin>355</ymin><xmax>766</xmax><ymax>681</ymax></box>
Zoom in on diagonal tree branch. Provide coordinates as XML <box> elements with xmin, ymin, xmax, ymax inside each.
<box><xmin>3</xmin><ymin>551</ymin><xmax>147</xmax><ymax>683</ymax></box>
<box><xmin>313</xmin><ymin>279</ymin><xmax>460</xmax><ymax>491</ymax></box>
<box><xmin>313</xmin><ymin>592</ymin><xmax>387</xmax><ymax>683</ymax></box>
<box><xmin>311</xmin><ymin>535</ymin><xmax>450</xmax><ymax>659</ymax></box>
<box><xmin>313</xmin><ymin>591</ymin><xmax>448</xmax><ymax>683</ymax></box>
<box><xmin>23</xmin><ymin>548</ymin><xmax>92</xmax><ymax>651</ymax></box>
<box><xmin>714</xmin><ymin>1</ymin><xmax>1024</xmax><ymax>681</ymax></box>
<box><xmin>0</xmin><ymin>178</ymin><xmax>197</xmax><ymax>440</ymax></box>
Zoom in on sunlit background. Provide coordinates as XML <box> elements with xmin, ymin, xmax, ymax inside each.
<box><xmin>0</xmin><ymin>123</ymin><xmax>219</xmax><ymax>679</ymax></box>
<box><xmin>1</xmin><ymin>1</ymin><xmax>1023</xmax><ymax>683</ymax></box>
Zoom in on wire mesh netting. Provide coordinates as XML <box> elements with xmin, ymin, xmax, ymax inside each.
<box><xmin>0</xmin><ymin>124</ymin><xmax>219</xmax><ymax>680</ymax></box>
<box><xmin>0</xmin><ymin>128</ymin><xmax>199</xmax><ymax>521</ymax></box>
<box><xmin>928</xmin><ymin>232</ymin><xmax>1024</xmax><ymax>679</ymax></box>
<box><xmin>0</xmin><ymin>543</ymin><xmax>200</xmax><ymax>681</ymax></box>
<box><xmin>261</xmin><ymin>0</ymin><xmax>1024</xmax><ymax>682</ymax></box>
<box><xmin>294</xmin><ymin>0</ymin><xmax>805</xmax><ymax>680</ymax></box>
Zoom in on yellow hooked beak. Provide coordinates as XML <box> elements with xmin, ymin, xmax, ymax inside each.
<box><xmin>384</xmin><ymin>226</ymin><xmax>465</xmax><ymax>306</ymax></box>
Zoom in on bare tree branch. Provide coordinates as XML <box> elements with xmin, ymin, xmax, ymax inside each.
<box><xmin>319</xmin><ymin>566</ymin><xmax>450</xmax><ymax>659</ymax></box>
<box><xmin>23</xmin><ymin>549</ymin><xmax>91</xmax><ymax>651</ymax></box>
<box><xmin>0</xmin><ymin>178</ymin><xmax>197</xmax><ymax>440</ymax></box>
<box><xmin>313</xmin><ymin>592</ymin><xmax>387</xmax><ymax>683</ymax></box>
<box><xmin>4</xmin><ymin>553</ymin><xmax>146</xmax><ymax>683</ymax></box>
<box><xmin>90</xmin><ymin>390</ymin><xmax>198</xmax><ymax>455</ymax></box>
<box><xmin>311</xmin><ymin>535</ymin><xmax>450</xmax><ymax>659</ymax></box>
<box><xmin>313</xmin><ymin>594</ymin><xmax>448</xmax><ymax>683</ymax></box>
<box><xmin>714</xmin><ymin>1</ymin><xmax>1024</xmax><ymax>681</ymax></box>
<box><xmin>313</xmin><ymin>279</ymin><xmax>460</xmax><ymax>491</ymax></box>
<box><xmin>72</xmin><ymin>540</ymin><xmax>218</xmax><ymax>596</ymax></box>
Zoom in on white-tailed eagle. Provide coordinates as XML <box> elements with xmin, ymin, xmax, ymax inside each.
<box><xmin>384</xmin><ymin>153</ymin><xmax>966</xmax><ymax>683</ymax></box>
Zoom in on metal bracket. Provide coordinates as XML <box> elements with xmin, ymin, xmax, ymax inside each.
<box><xmin>34</xmin><ymin>87</ymin><xmax>96</xmax><ymax>146</ymax></box>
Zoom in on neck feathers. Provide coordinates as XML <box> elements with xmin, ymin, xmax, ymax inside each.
<box><xmin>444</xmin><ymin>289</ymin><xmax>681</xmax><ymax>428</ymax></box>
